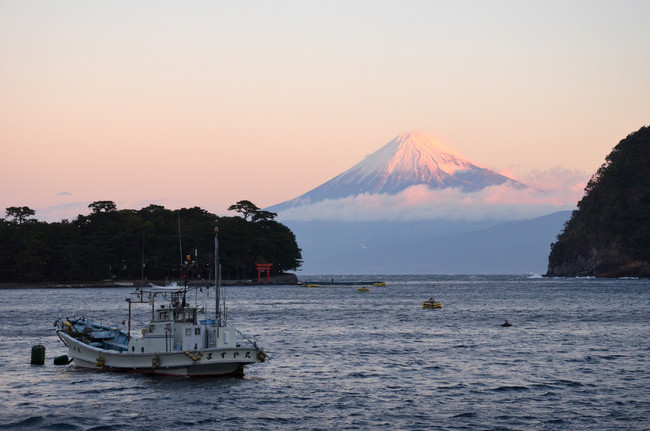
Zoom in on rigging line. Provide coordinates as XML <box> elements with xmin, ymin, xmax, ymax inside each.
<box><xmin>236</xmin><ymin>329</ymin><xmax>269</xmax><ymax>359</ymax></box>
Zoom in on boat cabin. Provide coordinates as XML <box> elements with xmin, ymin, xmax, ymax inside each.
<box><xmin>154</xmin><ymin>304</ymin><xmax>197</xmax><ymax>325</ymax></box>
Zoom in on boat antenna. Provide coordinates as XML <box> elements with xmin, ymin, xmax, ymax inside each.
<box><xmin>214</xmin><ymin>227</ymin><xmax>221</xmax><ymax>324</ymax></box>
<box><xmin>179</xmin><ymin>214</ymin><xmax>188</xmax><ymax>306</ymax></box>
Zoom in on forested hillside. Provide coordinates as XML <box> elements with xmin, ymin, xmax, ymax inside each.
<box><xmin>0</xmin><ymin>200</ymin><xmax>301</xmax><ymax>283</ymax></box>
<box><xmin>546</xmin><ymin>125</ymin><xmax>650</xmax><ymax>277</ymax></box>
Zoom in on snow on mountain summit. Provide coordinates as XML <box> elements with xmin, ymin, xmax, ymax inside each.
<box><xmin>359</xmin><ymin>131</ymin><xmax>481</xmax><ymax>179</ymax></box>
<box><xmin>269</xmin><ymin>131</ymin><xmax>525</xmax><ymax>211</ymax></box>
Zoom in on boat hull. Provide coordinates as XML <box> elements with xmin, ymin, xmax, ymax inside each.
<box><xmin>58</xmin><ymin>331</ymin><xmax>262</xmax><ymax>377</ymax></box>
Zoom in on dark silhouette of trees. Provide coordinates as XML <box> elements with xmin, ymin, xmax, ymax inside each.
<box><xmin>88</xmin><ymin>201</ymin><xmax>117</xmax><ymax>213</ymax></box>
<box><xmin>0</xmin><ymin>200</ymin><xmax>302</xmax><ymax>283</ymax></box>
<box><xmin>547</xmin><ymin>125</ymin><xmax>650</xmax><ymax>277</ymax></box>
<box><xmin>227</xmin><ymin>200</ymin><xmax>277</xmax><ymax>221</ymax></box>
<box><xmin>5</xmin><ymin>206</ymin><xmax>36</xmax><ymax>224</ymax></box>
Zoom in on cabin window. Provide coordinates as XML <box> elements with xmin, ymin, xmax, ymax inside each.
<box><xmin>131</xmin><ymin>346</ymin><xmax>134</xmax><ymax>352</ymax></box>
<box><xmin>185</xmin><ymin>328</ymin><xmax>192</xmax><ymax>336</ymax></box>
<box><xmin>174</xmin><ymin>310</ymin><xmax>197</xmax><ymax>324</ymax></box>
<box><xmin>195</xmin><ymin>328</ymin><xmax>201</xmax><ymax>335</ymax></box>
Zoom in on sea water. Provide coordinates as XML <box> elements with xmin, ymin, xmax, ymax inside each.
<box><xmin>0</xmin><ymin>275</ymin><xmax>648</xmax><ymax>430</ymax></box>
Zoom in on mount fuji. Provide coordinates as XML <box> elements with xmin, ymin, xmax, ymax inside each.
<box><xmin>265</xmin><ymin>131</ymin><xmax>579</xmax><ymax>274</ymax></box>
<box><xmin>270</xmin><ymin>131</ymin><xmax>526</xmax><ymax>212</ymax></box>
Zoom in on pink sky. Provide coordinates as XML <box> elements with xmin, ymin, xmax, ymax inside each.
<box><xmin>1</xmin><ymin>1</ymin><xmax>649</xmax><ymax>222</ymax></box>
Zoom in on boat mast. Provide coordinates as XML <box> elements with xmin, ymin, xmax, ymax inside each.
<box><xmin>178</xmin><ymin>214</ymin><xmax>183</xmax><ymax>266</ymax></box>
<box><xmin>214</xmin><ymin>227</ymin><xmax>221</xmax><ymax>324</ymax></box>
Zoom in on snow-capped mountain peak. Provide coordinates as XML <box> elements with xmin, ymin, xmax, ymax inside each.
<box><xmin>357</xmin><ymin>131</ymin><xmax>481</xmax><ymax>180</ymax></box>
<box><xmin>269</xmin><ymin>131</ymin><xmax>524</xmax><ymax>211</ymax></box>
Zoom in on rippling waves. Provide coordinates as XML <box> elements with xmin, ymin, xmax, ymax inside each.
<box><xmin>0</xmin><ymin>275</ymin><xmax>648</xmax><ymax>430</ymax></box>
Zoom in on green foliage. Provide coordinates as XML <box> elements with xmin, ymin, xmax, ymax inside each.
<box><xmin>0</xmin><ymin>201</ymin><xmax>301</xmax><ymax>283</ymax></box>
<box><xmin>547</xmin><ymin>125</ymin><xmax>650</xmax><ymax>277</ymax></box>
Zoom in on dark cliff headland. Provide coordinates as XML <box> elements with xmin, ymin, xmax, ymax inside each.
<box><xmin>546</xmin><ymin>125</ymin><xmax>650</xmax><ymax>278</ymax></box>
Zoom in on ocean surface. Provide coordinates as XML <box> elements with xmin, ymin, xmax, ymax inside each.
<box><xmin>0</xmin><ymin>275</ymin><xmax>648</xmax><ymax>430</ymax></box>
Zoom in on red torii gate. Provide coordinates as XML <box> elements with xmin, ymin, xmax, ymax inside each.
<box><xmin>255</xmin><ymin>263</ymin><xmax>272</xmax><ymax>283</ymax></box>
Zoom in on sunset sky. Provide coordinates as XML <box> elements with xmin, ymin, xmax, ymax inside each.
<box><xmin>1</xmin><ymin>1</ymin><xmax>649</xmax><ymax>222</ymax></box>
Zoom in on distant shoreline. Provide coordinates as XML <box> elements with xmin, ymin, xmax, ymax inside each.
<box><xmin>0</xmin><ymin>274</ymin><xmax>300</xmax><ymax>289</ymax></box>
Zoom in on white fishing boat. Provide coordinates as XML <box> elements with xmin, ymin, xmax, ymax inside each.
<box><xmin>54</xmin><ymin>229</ymin><xmax>266</xmax><ymax>377</ymax></box>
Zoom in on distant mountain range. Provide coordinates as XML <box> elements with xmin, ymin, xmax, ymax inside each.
<box><xmin>285</xmin><ymin>211</ymin><xmax>571</xmax><ymax>275</ymax></box>
<box><xmin>269</xmin><ymin>131</ymin><xmax>527</xmax><ymax>212</ymax></box>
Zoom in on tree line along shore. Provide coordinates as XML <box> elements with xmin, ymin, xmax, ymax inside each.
<box><xmin>1</xmin><ymin>200</ymin><xmax>302</xmax><ymax>285</ymax></box>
